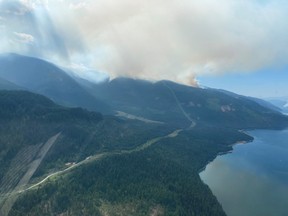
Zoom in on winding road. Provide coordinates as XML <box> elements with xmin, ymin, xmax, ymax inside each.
<box><xmin>0</xmin><ymin>83</ymin><xmax>196</xmax><ymax>215</ymax></box>
<box><xmin>19</xmin><ymin>128</ymin><xmax>183</xmax><ymax>195</ymax></box>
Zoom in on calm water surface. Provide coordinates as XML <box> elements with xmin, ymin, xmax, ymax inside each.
<box><xmin>200</xmin><ymin>129</ymin><xmax>288</xmax><ymax>216</ymax></box>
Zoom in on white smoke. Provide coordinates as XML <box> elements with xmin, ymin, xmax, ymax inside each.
<box><xmin>1</xmin><ymin>0</ymin><xmax>288</xmax><ymax>85</ymax></box>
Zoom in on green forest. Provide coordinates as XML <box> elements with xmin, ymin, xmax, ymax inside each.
<box><xmin>0</xmin><ymin>89</ymin><xmax>285</xmax><ymax>216</ymax></box>
<box><xmin>10</xmin><ymin>127</ymin><xmax>251</xmax><ymax>216</ymax></box>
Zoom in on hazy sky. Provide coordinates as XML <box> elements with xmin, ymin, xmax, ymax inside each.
<box><xmin>199</xmin><ymin>65</ymin><xmax>288</xmax><ymax>98</ymax></box>
<box><xmin>0</xmin><ymin>0</ymin><xmax>287</xmax><ymax>97</ymax></box>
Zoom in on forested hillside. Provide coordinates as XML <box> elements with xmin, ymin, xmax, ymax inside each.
<box><xmin>79</xmin><ymin>77</ymin><xmax>288</xmax><ymax>129</ymax></box>
<box><xmin>0</xmin><ymin>84</ymin><xmax>287</xmax><ymax>216</ymax></box>
<box><xmin>0</xmin><ymin>91</ymin><xmax>172</xmax><ymax>216</ymax></box>
<box><xmin>0</xmin><ymin>91</ymin><xmax>251</xmax><ymax>216</ymax></box>
<box><xmin>10</xmin><ymin>127</ymin><xmax>252</xmax><ymax>216</ymax></box>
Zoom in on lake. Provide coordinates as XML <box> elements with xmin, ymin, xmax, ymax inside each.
<box><xmin>200</xmin><ymin>129</ymin><xmax>288</xmax><ymax>216</ymax></box>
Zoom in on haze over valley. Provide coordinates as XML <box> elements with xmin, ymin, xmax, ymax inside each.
<box><xmin>0</xmin><ymin>1</ymin><xmax>288</xmax><ymax>216</ymax></box>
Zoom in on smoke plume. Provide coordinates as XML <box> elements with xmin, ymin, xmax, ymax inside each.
<box><xmin>1</xmin><ymin>0</ymin><xmax>288</xmax><ymax>84</ymax></box>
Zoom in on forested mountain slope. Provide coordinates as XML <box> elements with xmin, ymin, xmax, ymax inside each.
<box><xmin>79</xmin><ymin>77</ymin><xmax>288</xmax><ymax>129</ymax></box>
<box><xmin>0</xmin><ymin>57</ymin><xmax>287</xmax><ymax>215</ymax></box>
<box><xmin>1</xmin><ymin>54</ymin><xmax>287</xmax><ymax>129</ymax></box>
<box><xmin>0</xmin><ymin>90</ymin><xmax>254</xmax><ymax>216</ymax></box>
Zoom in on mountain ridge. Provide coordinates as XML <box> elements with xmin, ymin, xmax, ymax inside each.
<box><xmin>1</xmin><ymin>53</ymin><xmax>287</xmax><ymax>130</ymax></box>
<box><xmin>1</xmin><ymin>54</ymin><xmax>288</xmax><ymax>215</ymax></box>
<box><xmin>0</xmin><ymin>53</ymin><xmax>110</xmax><ymax>113</ymax></box>
<box><xmin>75</xmin><ymin>76</ymin><xmax>288</xmax><ymax>129</ymax></box>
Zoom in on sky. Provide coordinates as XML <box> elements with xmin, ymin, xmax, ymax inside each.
<box><xmin>199</xmin><ymin>66</ymin><xmax>288</xmax><ymax>98</ymax></box>
<box><xmin>0</xmin><ymin>0</ymin><xmax>287</xmax><ymax>97</ymax></box>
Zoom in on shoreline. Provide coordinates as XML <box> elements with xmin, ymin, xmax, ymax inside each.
<box><xmin>198</xmin><ymin>128</ymin><xmax>288</xmax><ymax>216</ymax></box>
<box><xmin>198</xmin><ymin>131</ymin><xmax>254</xmax><ymax>174</ymax></box>
<box><xmin>198</xmin><ymin>126</ymin><xmax>288</xmax><ymax>176</ymax></box>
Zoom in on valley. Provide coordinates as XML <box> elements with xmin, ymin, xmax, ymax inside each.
<box><xmin>0</xmin><ymin>55</ymin><xmax>287</xmax><ymax>215</ymax></box>
<box><xmin>1</xmin><ymin>0</ymin><xmax>288</xmax><ymax>215</ymax></box>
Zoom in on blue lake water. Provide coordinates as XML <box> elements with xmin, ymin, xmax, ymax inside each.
<box><xmin>200</xmin><ymin>129</ymin><xmax>288</xmax><ymax>216</ymax></box>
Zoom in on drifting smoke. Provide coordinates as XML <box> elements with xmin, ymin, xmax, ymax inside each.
<box><xmin>0</xmin><ymin>0</ymin><xmax>288</xmax><ymax>85</ymax></box>
<box><xmin>0</xmin><ymin>0</ymin><xmax>84</xmax><ymax>63</ymax></box>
